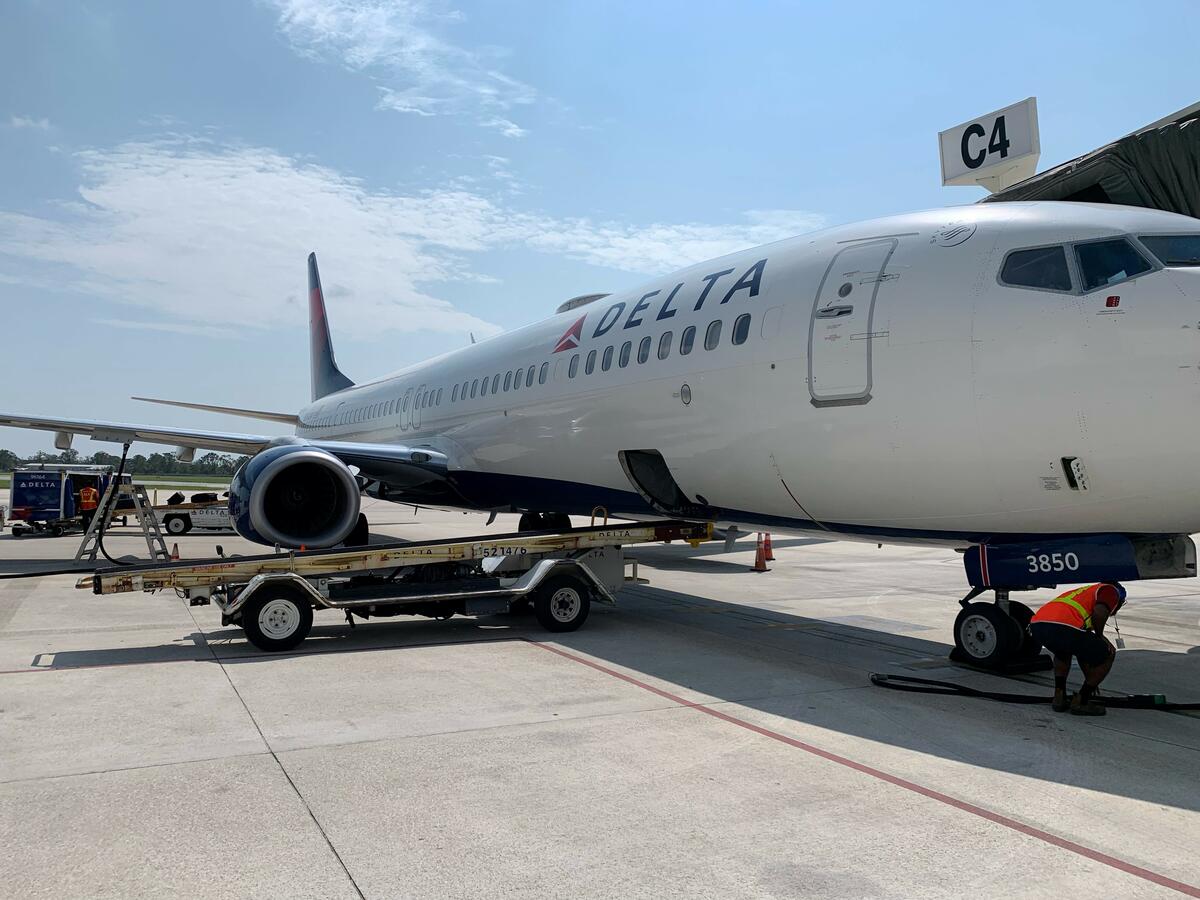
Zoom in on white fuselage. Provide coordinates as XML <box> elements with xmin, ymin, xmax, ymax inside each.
<box><xmin>293</xmin><ymin>202</ymin><xmax>1200</xmax><ymax>543</ymax></box>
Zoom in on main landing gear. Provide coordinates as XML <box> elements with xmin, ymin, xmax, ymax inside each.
<box><xmin>517</xmin><ymin>512</ymin><xmax>572</xmax><ymax>532</ymax></box>
<box><xmin>950</xmin><ymin>588</ymin><xmax>1049</xmax><ymax>672</ymax></box>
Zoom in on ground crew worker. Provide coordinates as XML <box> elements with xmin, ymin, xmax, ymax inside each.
<box><xmin>78</xmin><ymin>483</ymin><xmax>100</xmax><ymax>532</ymax></box>
<box><xmin>1029</xmin><ymin>582</ymin><xmax>1126</xmax><ymax>716</ymax></box>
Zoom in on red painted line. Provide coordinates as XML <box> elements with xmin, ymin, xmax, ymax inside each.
<box><xmin>527</xmin><ymin>639</ymin><xmax>1200</xmax><ymax>898</ymax></box>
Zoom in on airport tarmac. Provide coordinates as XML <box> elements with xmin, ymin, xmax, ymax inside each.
<box><xmin>2</xmin><ymin>496</ymin><xmax>1199</xmax><ymax>898</ymax></box>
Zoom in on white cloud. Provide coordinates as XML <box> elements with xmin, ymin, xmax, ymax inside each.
<box><xmin>523</xmin><ymin>209</ymin><xmax>826</xmax><ymax>275</ymax></box>
<box><xmin>0</xmin><ymin>138</ymin><xmax>823</xmax><ymax>338</ymax></box>
<box><xmin>268</xmin><ymin>0</ymin><xmax>535</xmax><ymax>133</ymax></box>
<box><xmin>479</xmin><ymin>117</ymin><xmax>526</xmax><ymax>138</ymax></box>
<box><xmin>0</xmin><ymin>139</ymin><xmax>503</xmax><ymax>339</ymax></box>
<box><xmin>10</xmin><ymin>116</ymin><xmax>50</xmax><ymax>130</ymax></box>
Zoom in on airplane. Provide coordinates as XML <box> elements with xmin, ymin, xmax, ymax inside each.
<box><xmin>4</xmin><ymin>200</ymin><xmax>1200</xmax><ymax>668</ymax></box>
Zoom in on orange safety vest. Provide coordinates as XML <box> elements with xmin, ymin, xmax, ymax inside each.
<box><xmin>1030</xmin><ymin>583</ymin><xmax>1120</xmax><ymax>630</ymax></box>
<box><xmin>79</xmin><ymin>486</ymin><xmax>99</xmax><ymax>511</ymax></box>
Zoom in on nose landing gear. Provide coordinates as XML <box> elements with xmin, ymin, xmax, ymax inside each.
<box><xmin>950</xmin><ymin>588</ymin><xmax>1050</xmax><ymax>673</ymax></box>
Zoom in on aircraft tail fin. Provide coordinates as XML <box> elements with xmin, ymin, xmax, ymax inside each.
<box><xmin>308</xmin><ymin>252</ymin><xmax>355</xmax><ymax>401</ymax></box>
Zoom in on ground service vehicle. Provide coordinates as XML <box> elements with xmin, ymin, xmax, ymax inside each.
<box><xmin>82</xmin><ymin>520</ymin><xmax>713</xmax><ymax>651</ymax></box>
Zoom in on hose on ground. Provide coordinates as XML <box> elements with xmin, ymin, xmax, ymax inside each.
<box><xmin>870</xmin><ymin>672</ymin><xmax>1200</xmax><ymax>711</ymax></box>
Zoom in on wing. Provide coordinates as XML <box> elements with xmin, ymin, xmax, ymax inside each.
<box><xmin>131</xmin><ymin>397</ymin><xmax>300</xmax><ymax>425</ymax></box>
<box><xmin>0</xmin><ymin>411</ymin><xmax>451</xmax><ymax>488</ymax></box>
<box><xmin>0</xmin><ymin>411</ymin><xmax>274</xmax><ymax>455</ymax></box>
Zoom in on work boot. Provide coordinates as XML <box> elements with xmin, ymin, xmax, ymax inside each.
<box><xmin>1070</xmin><ymin>693</ymin><xmax>1106</xmax><ymax>716</ymax></box>
<box><xmin>1051</xmin><ymin>690</ymin><xmax>1070</xmax><ymax>713</ymax></box>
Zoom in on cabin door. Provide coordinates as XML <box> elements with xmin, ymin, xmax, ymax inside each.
<box><xmin>808</xmin><ymin>238</ymin><xmax>896</xmax><ymax>406</ymax></box>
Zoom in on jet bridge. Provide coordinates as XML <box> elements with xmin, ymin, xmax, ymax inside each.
<box><xmin>983</xmin><ymin>100</ymin><xmax>1200</xmax><ymax>218</ymax></box>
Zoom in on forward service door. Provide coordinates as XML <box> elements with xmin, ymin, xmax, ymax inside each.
<box><xmin>808</xmin><ymin>239</ymin><xmax>896</xmax><ymax>406</ymax></box>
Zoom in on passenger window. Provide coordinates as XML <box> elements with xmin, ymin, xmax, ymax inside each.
<box><xmin>569</xmin><ymin>353</ymin><xmax>580</xmax><ymax>377</ymax></box>
<box><xmin>637</xmin><ymin>337</ymin><xmax>651</xmax><ymax>364</ymax></box>
<box><xmin>1140</xmin><ymin>234</ymin><xmax>1200</xmax><ymax>267</ymax></box>
<box><xmin>619</xmin><ymin>341</ymin><xmax>632</xmax><ymax>368</ymax></box>
<box><xmin>504</xmin><ymin>371</ymin><xmax>512</xmax><ymax>391</ymax></box>
<box><xmin>470</xmin><ymin>379</ymin><xmax>478</xmax><ymax>398</ymax></box>
<box><xmin>492</xmin><ymin>374</ymin><xmax>500</xmax><ymax>394</ymax></box>
<box><xmin>513</xmin><ymin>370</ymin><xmax>522</xmax><ymax>391</ymax></box>
<box><xmin>436</xmin><ymin>388</ymin><xmax>442</xmax><ymax>405</ymax></box>
<box><xmin>539</xmin><ymin>361</ymin><xmax>549</xmax><ymax>384</ymax></box>
<box><xmin>480</xmin><ymin>376</ymin><xmax>489</xmax><ymax>396</ymax></box>
<box><xmin>1000</xmin><ymin>246</ymin><xmax>1072</xmax><ymax>291</ymax></box>
<box><xmin>1076</xmin><ymin>239</ymin><xmax>1153</xmax><ymax>291</ymax></box>
<box><xmin>680</xmin><ymin>325</ymin><xmax>696</xmax><ymax>355</ymax></box>
<box><xmin>585</xmin><ymin>349</ymin><xmax>597</xmax><ymax>375</ymax></box>
<box><xmin>658</xmin><ymin>331</ymin><xmax>672</xmax><ymax>360</ymax></box>
<box><xmin>732</xmin><ymin>314</ymin><xmax>751</xmax><ymax>345</ymax></box>
<box><xmin>601</xmin><ymin>346</ymin><xmax>614</xmax><ymax>371</ymax></box>
<box><xmin>704</xmin><ymin>320</ymin><xmax>722</xmax><ymax>350</ymax></box>
<box><xmin>526</xmin><ymin>365</ymin><xmax>535</xmax><ymax>387</ymax></box>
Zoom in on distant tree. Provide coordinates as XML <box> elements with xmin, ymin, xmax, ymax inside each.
<box><xmin>1</xmin><ymin>447</ymin><xmax>245</xmax><ymax>477</ymax></box>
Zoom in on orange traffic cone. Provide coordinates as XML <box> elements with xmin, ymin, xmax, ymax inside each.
<box><xmin>751</xmin><ymin>533</ymin><xmax>770</xmax><ymax>573</ymax></box>
<box><xmin>763</xmin><ymin>532</ymin><xmax>775</xmax><ymax>561</ymax></box>
<box><xmin>170</xmin><ymin>542</ymin><xmax>180</xmax><ymax>561</ymax></box>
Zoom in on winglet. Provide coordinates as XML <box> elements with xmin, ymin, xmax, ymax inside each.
<box><xmin>308</xmin><ymin>252</ymin><xmax>354</xmax><ymax>401</ymax></box>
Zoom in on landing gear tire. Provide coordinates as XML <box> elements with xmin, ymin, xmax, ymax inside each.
<box><xmin>518</xmin><ymin>512</ymin><xmax>544</xmax><ymax>532</ymax></box>
<box><xmin>1006</xmin><ymin>600</ymin><xmax>1043</xmax><ymax>657</ymax></box>
<box><xmin>543</xmin><ymin>513</ymin><xmax>572</xmax><ymax>531</ymax></box>
<box><xmin>533</xmin><ymin>574</ymin><xmax>591</xmax><ymax>633</ymax></box>
<box><xmin>242</xmin><ymin>588</ymin><xmax>313</xmax><ymax>652</ymax></box>
<box><xmin>953</xmin><ymin>602</ymin><xmax>1022</xmax><ymax>669</ymax></box>
<box><xmin>343</xmin><ymin>513</ymin><xmax>369</xmax><ymax>547</ymax></box>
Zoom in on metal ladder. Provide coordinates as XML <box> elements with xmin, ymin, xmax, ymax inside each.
<box><xmin>75</xmin><ymin>481</ymin><xmax>171</xmax><ymax>562</ymax></box>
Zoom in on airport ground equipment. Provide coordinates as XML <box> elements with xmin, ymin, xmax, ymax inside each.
<box><xmin>81</xmin><ymin>520</ymin><xmax>714</xmax><ymax>651</ymax></box>
<box><xmin>75</xmin><ymin>480</ymin><xmax>170</xmax><ymax>563</ymax></box>
<box><xmin>156</xmin><ymin>494</ymin><xmax>232</xmax><ymax>535</ymax></box>
<box><xmin>8</xmin><ymin>464</ymin><xmax>122</xmax><ymax>537</ymax></box>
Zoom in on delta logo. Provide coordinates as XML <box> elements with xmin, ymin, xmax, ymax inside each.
<box><xmin>553</xmin><ymin>314</ymin><xmax>586</xmax><ymax>353</ymax></box>
<box><xmin>548</xmin><ymin>258</ymin><xmax>768</xmax><ymax>353</ymax></box>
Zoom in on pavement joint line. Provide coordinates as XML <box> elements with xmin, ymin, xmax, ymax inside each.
<box><xmin>0</xmin><ymin>750</ymin><xmax>275</xmax><ymax>787</ymax></box>
<box><xmin>184</xmin><ymin>604</ymin><xmax>367</xmax><ymax>900</ymax></box>
<box><xmin>0</xmin><ymin>702</ymin><xmax>703</xmax><ymax>788</ymax></box>
<box><xmin>526</xmin><ymin>638</ymin><xmax>1200</xmax><ymax>899</ymax></box>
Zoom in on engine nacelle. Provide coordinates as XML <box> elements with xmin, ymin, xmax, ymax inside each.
<box><xmin>229</xmin><ymin>445</ymin><xmax>361</xmax><ymax>548</ymax></box>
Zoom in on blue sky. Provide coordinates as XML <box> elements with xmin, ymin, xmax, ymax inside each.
<box><xmin>2</xmin><ymin>0</ymin><xmax>1197</xmax><ymax>454</ymax></box>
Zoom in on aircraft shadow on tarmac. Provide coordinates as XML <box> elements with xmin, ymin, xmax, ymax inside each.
<box><xmin>25</xmin><ymin>571</ymin><xmax>1200</xmax><ymax>813</ymax></box>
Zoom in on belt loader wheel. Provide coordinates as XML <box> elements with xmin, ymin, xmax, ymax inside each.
<box><xmin>533</xmin><ymin>574</ymin><xmax>591</xmax><ymax>633</ymax></box>
<box><xmin>953</xmin><ymin>601</ymin><xmax>1022</xmax><ymax>668</ymax></box>
<box><xmin>242</xmin><ymin>587</ymin><xmax>314</xmax><ymax>652</ymax></box>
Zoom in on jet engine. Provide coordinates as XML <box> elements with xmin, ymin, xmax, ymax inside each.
<box><xmin>228</xmin><ymin>445</ymin><xmax>361</xmax><ymax>548</ymax></box>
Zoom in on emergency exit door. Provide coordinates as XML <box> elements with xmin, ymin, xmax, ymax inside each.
<box><xmin>808</xmin><ymin>238</ymin><xmax>896</xmax><ymax>407</ymax></box>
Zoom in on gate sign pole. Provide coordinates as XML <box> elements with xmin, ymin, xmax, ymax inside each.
<box><xmin>939</xmin><ymin>97</ymin><xmax>1040</xmax><ymax>192</ymax></box>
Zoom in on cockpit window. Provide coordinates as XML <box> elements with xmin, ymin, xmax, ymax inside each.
<box><xmin>1075</xmin><ymin>238</ymin><xmax>1152</xmax><ymax>291</ymax></box>
<box><xmin>1000</xmin><ymin>246</ymin><xmax>1072</xmax><ymax>292</ymax></box>
<box><xmin>1139</xmin><ymin>235</ymin><xmax>1200</xmax><ymax>267</ymax></box>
